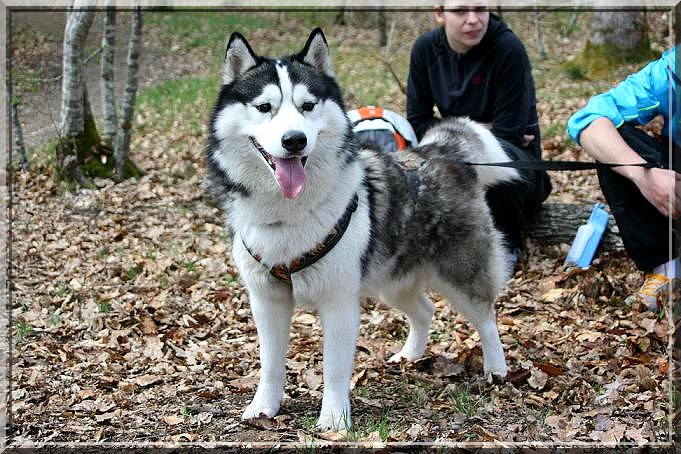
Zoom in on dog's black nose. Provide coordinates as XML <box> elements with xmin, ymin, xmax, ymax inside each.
<box><xmin>281</xmin><ymin>131</ymin><xmax>307</xmax><ymax>153</ymax></box>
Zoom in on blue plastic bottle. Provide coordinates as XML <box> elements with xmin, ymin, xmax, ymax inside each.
<box><xmin>565</xmin><ymin>203</ymin><xmax>609</xmax><ymax>269</ymax></box>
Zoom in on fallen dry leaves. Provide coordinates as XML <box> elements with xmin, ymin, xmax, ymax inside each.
<box><xmin>9</xmin><ymin>126</ymin><xmax>675</xmax><ymax>447</ymax></box>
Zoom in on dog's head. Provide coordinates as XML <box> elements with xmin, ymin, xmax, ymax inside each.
<box><xmin>210</xmin><ymin>28</ymin><xmax>350</xmax><ymax>200</ymax></box>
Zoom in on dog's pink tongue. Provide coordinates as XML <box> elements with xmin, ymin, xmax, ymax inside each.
<box><xmin>274</xmin><ymin>157</ymin><xmax>306</xmax><ymax>199</ymax></box>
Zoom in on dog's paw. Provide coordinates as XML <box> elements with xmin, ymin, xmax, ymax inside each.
<box><xmin>387</xmin><ymin>349</ymin><xmax>421</xmax><ymax>363</ymax></box>
<box><xmin>483</xmin><ymin>363</ymin><xmax>508</xmax><ymax>384</ymax></box>
<box><xmin>315</xmin><ymin>412</ymin><xmax>351</xmax><ymax>432</ymax></box>
<box><xmin>241</xmin><ymin>401</ymin><xmax>279</xmax><ymax>420</ymax></box>
<box><xmin>387</xmin><ymin>352</ymin><xmax>406</xmax><ymax>364</ymax></box>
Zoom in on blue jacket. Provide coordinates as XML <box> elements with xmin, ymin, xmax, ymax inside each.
<box><xmin>567</xmin><ymin>47</ymin><xmax>677</xmax><ymax>146</ymax></box>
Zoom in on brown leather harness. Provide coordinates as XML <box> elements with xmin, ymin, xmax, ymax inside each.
<box><xmin>243</xmin><ymin>194</ymin><xmax>359</xmax><ymax>286</ymax></box>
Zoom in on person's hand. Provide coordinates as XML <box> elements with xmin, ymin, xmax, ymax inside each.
<box><xmin>635</xmin><ymin>167</ymin><xmax>677</xmax><ymax>219</ymax></box>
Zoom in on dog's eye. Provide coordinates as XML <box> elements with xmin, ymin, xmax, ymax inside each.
<box><xmin>301</xmin><ymin>102</ymin><xmax>316</xmax><ymax>112</ymax></box>
<box><xmin>256</xmin><ymin>103</ymin><xmax>271</xmax><ymax>113</ymax></box>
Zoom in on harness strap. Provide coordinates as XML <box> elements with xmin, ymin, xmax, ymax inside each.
<box><xmin>243</xmin><ymin>194</ymin><xmax>359</xmax><ymax>286</ymax></box>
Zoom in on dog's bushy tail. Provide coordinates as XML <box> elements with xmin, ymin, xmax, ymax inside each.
<box><xmin>417</xmin><ymin>117</ymin><xmax>521</xmax><ymax>188</ymax></box>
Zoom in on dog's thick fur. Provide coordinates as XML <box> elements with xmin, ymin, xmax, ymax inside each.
<box><xmin>205</xmin><ymin>28</ymin><xmax>517</xmax><ymax>430</ymax></box>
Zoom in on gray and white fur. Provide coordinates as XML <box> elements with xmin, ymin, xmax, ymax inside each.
<box><xmin>205</xmin><ymin>28</ymin><xmax>518</xmax><ymax>431</ymax></box>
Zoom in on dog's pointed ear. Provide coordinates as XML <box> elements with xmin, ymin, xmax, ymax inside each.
<box><xmin>298</xmin><ymin>28</ymin><xmax>334</xmax><ymax>77</ymax></box>
<box><xmin>223</xmin><ymin>32</ymin><xmax>258</xmax><ymax>85</ymax></box>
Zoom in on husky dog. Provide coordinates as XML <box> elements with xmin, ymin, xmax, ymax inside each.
<box><xmin>205</xmin><ymin>28</ymin><xmax>518</xmax><ymax>431</ymax></box>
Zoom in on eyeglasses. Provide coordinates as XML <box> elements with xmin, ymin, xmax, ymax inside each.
<box><xmin>441</xmin><ymin>6</ymin><xmax>488</xmax><ymax>14</ymax></box>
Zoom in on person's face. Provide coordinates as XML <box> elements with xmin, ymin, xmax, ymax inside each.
<box><xmin>434</xmin><ymin>0</ymin><xmax>490</xmax><ymax>54</ymax></box>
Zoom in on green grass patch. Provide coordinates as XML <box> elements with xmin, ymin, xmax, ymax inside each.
<box><xmin>543</xmin><ymin>121</ymin><xmax>567</xmax><ymax>138</ymax></box>
<box><xmin>55</xmin><ymin>284</ymin><xmax>69</xmax><ymax>297</ymax></box>
<box><xmin>333</xmin><ymin>46</ymin><xmax>409</xmax><ymax>111</ymax></box>
<box><xmin>14</xmin><ymin>319</ymin><xmax>33</xmax><ymax>343</ymax></box>
<box><xmin>562</xmin><ymin>61</ymin><xmax>587</xmax><ymax>81</ymax></box>
<box><xmin>47</xmin><ymin>310</ymin><xmax>61</xmax><ymax>328</ymax></box>
<box><xmin>181</xmin><ymin>258</ymin><xmax>199</xmax><ymax>274</ymax></box>
<box><xmin>145</xmin><ymin>11</ymin><xmax>269</xmax><ymax>51</ymax></box>
<box><xmin>98</xmin><ymin>301</ymin><xmax>112</xmax><ymax>314</ymax></box>
<box><xmin>126</xmin><ymin>266</ymin><xmax>141</xmax><ymax>281</ymax></box>
<box><xmin>449</xmin><ymin>384</ymin><xmax>482</xmax><ymax>417</ymax></box>
<box><xmin>410</xmin><ymin>380</ymin><xmax>429</xmax><ymax>405</ymax></box>
<box><xmin>136</xmin><ymin>74</ymin><xmax>219</xmax><ymax>133</ymax></box>
<box><xmin>346</xmin><ymin>410</ymin><xmax>392</xmax><ymax>442</ymax></box>
<box><xmin>16</xmin><ymin>137</ymin><xmax>59</xmax><ymax>172</ymax></box>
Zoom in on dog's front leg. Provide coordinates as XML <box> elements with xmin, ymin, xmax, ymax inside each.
<box><xmin>315</xmin><ymin>298</ymin><xmax>360</xmax><ymax>431</ymax></box>
<box><xmin>242</xmin><ymin>291</ymin><xmax>294</xmax><ymax>420</ymax></box>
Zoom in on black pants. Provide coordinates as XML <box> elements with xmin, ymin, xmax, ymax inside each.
<box><xmin>596</xmin><ymin>123</ymin><xmax>676</xmax><ymax>271</ymax></box>
<box><xmin>486</xmin><ymin>139</ymin><xmax>552</xmax><ymax>250</ymax></box>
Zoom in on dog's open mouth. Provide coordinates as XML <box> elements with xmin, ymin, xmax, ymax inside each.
<box><xmin>250</xmin><ymin>137</ymin><xmax>308</xmax><ymax>200</ymax></box>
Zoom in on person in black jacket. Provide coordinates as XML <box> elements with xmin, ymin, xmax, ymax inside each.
<box><xmin>407</xmin><ymin>0</ymin><xmax>551</xmax><ymax>260</ymax></box>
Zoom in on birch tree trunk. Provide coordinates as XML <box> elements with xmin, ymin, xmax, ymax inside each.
<box><xmin>11</xmin><ymin>101</ymin><xmax>29</xmax><ymax>171</ymax></box>
<box><xmin>101</xmin><ymin>5</ymin><xmax>117</xmax><ymax>148</ymax></box>
<box><xmin>58</xmin><ymin>4</ymin><xmax>98</xmax><ymax>186</ymax></box>
<box><xmin>114</xmin><ymin>6</ymin><xmax>143</xmax><ymax>180</ymax></box>
<box><xmin>534</xmin><ymin>12</ymin><xmax>548</xmax><ymax>60</ymax></box>
<box><xmin>58</xmin><ymin>3</ymin><xmax>143</xmax><ymax>188</ymax></box>
<box><xmin>59</xmin><ymin>6</ymin><xmax>94</xmax><ymax>140</ymax></box>
<box><xmin>377</xmin><ymin>9</ymin><xmax>387</xmax><ymax>47</ymax></box>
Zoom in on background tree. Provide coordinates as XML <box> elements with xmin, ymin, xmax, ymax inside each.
<box><xmin>577</xmin><ymin>11</ymin><xmax>657</xmax><ymax>77</ymax></box>
<box><xmin>113</xmin><ymin>6</ymin><xmax>143</xmax><ymax>180</ymax></box>
<box><xmin>57</xmin><ymin>2</ymin><xmax>143</xmax><ymax>189</ymax></box>
<box><xmin>8</xmin><ymin>70</ymin><xmax>29</xmax><ymax>171</ymax></box>
<box><xmin>11</xmin><ymin>97</ymin><xmax>29</xmax><ymax>171</ymax></box>
<box><xmin>534</xmin><ymin>12</ymin><xmax>548</xmax><ymax>60</ymax></box>
<box><xmin>377</xmin><ymin>8</ymin><xmax>387</xmax><ymax>47</ymax></box>
<box><xmin>100</xmin><ymin>4</ymin><xmax>117</xmax><ymax>149</ymax></box>
<box><xmin>57</xmin><ymin>4</ymin><xmax>97</xmax><ymax>186</ymax></box>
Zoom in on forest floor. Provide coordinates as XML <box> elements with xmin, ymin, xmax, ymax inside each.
<box><xmin>7</xmin><ymin>8</ymin><xmax>680</xmax><ymax>449</ymax></box>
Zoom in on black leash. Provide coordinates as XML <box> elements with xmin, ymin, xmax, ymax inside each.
<box><xmin>463</xmin><ymin>160</ymin><xmax>661</xmax><ymax>171</ymax></box>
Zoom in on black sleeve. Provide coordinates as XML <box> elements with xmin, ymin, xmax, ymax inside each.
<box><xmin>490</xmin><ymin>38</ymin><xmax>534</xmax><ymax>149</ymax></box>
<box><xmin>407</xmin><ymin>36</ymin><xmax>440</xmax><ymax>141</ymax></box>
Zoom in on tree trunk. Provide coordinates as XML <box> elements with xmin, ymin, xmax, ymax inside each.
<box><xmin>578</xmin><ymin>11</ymin><xmax>654</xmax><ymax>77</ymax></box>
<box><xmin>527</xmin><ymin>203</ymin><xmax>623</xmax><ymax>252</ymax></box>
<box><xmin>59</xmin><ymin>6</ymin><xmax>95</xmax><ymax>141</ymax></box>
<box><xmin>11</xmin><ymin>101</ymin><xmax>29</xmax><ymax>171</ymax></box>
<box><xmin>58</xmin><ymin>3</ymin><xmax>143</xmax><ymax>189</ymax></box>
<box><xmin>101</xmin><ymin>4</ymin><xmax>117</xmax><ymax>148</ymax></box>
<box><xmin>335</xmin><ymin>7</ymin><xmax>346</xmax><ymax>26</ymax></box>
<box><xmin>377</xmin><ymin>9</ymin><xmax>387</xmax><ymax>47</ymax></box>
<box><xmin>534</xmin><ymin>12</ymin><xmax>548</xmax><ymax>60</ymax></box>
<box><xmin>114</xmin><ymin>7</ymin><xmax>144</xmax><ymax>181</ymax></box>
<box><xmin>589</xmin><ymin>11</ymin><xmax>646</xmax><ymax>51</ymax></box>
<box><xmin>58</xmin><ymin>4</ymin><xmax>98</xmax><ymax>186</ymax></box>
